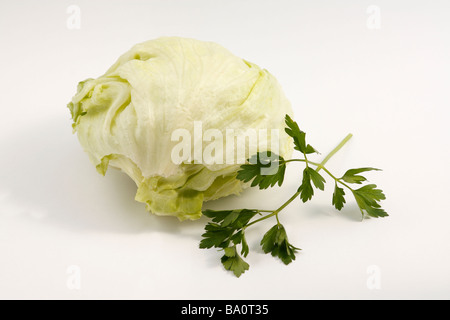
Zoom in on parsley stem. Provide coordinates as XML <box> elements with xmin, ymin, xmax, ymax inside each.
<box><xmin>244</xmin><ymin>192</ymin><xmax>299</xmax><ymax>228</ymax></box>
<box><xmin>284</xmin><ymin>160</ymin><xmax>354</xmax><ymax>191</ymax></box>
<box><xmin>303</xmin><ymin>152</ymin><xmax>309</xmax><ymax>168</ymax></box>
<box><xmin>285</xmin><ymin>133</ymin><xmax>353</xmax><ymax>166</ymax></box>
<box><xmin>284</xmin><ymin>133</ymin><xmax>354</xmax><ymax>183</ymax></box>
<box><xmin>307</xmin><ymin>134</ymin><xmax>356</xmax><ymax>192</ymax></box>
<box><xmin>321</xmin><ymin>133</ymin><xmax>353</xmax><ymax>166</ymax></box>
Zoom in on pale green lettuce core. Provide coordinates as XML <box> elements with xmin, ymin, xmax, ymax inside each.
<box><xmin>68</xmin><ymin>37</ymin><xmax>294</xmax><ymax>220</ymax></box>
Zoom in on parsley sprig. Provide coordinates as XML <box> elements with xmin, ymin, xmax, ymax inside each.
<box><xmin>200</xmin><ymin>115</ymin><xmax>388</xmax><ymax>277</ymax></box>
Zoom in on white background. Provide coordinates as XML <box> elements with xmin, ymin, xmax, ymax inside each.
<box><xmin>0</xmin><ymin>0</ymin><xmax>449</xmax><ymax>300</ymax></box>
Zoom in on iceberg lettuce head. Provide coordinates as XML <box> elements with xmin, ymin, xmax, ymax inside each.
<box><xmin>68</xmin><ymin>37</ymin><xmax>293</xmax><ymax>220</ymax></box>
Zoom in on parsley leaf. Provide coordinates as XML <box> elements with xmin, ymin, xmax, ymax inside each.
<box><xmin>298</xmin><ymin>168</ymin><xmax>314</xmax><ymax>202</ymax></box>
<box><xmin>199</xmin><ymin>223</ymin><xmax>234</xmax><ymax>249</ymax></box>
<box><xmin>332</xmin><ymin>183</ymin><xmax>346</xmax><ymax>211</ymax></box>
<box><xmin>260</xmin><ymin>224</ymin><xmax>300</xmax><ymax>265</ymax></box>
<box><xmin>354</xmin><ymin>184</ymin><xmax>386</xmax><ymax>205</ymax></box>
<box><xmin>236</xmin><ymin>152</ymin><xmax>286</xmax><ymax>189</ymax></box>
<box><xmin>200</xmin><ymin>209</ymin><xmax>258</xmax><ymax>249</ymax></box>
<box><xmin>284</xmin><ymin>115</ymin><xmax>317</xmax><ymax>154</ymax></box>
<box><xmin>297</xmin><ymin>167</ymin><xmax>325</xmax><ymax>202</ymax></box>
<box><xmin>365</xmin><ymin>206</ymin><xmax>389</xmax><ymax>218</ymax></box>
<box><xmin>308</xmin><ymin>167</ymin><xmax>326</xmax><ymax>190</ymax></box>
<box><xmin>203</xmin><ymin>209</ymin><xmax>258</xmax><ymax>229</ymax></box>
<box><xmin>221</xmin><ymin>246</ymin><xmax>250</xmax><ymax>278</ymax></box>
<box><xmin>230</xmin><ymin>230</ymin><xmax>250</xmax><ymax>257</ymax></box>
<box><xmin>200</xmin><ymin>209</ymin><xmax>257</xmax><ymax>275</ymax></box>
<box><xmin>352</xmin><ymin>184</ymin><xmax>388</xmax><ymax>218</ymax></box>
<box><xmin>341</xmin><ymin>167</ymin><xmax>381</xmax><ymax>184</ymax></box>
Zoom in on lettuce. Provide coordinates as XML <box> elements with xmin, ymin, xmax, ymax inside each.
<box><xmin>68</xmin><ymin>37</ymin><xmax>293</xmax><ymax>220</ymax></box>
